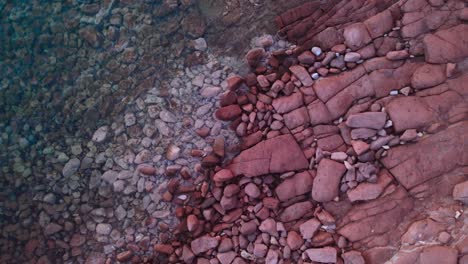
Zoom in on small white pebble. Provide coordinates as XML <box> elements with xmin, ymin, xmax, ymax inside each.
<box><xmin>311</xmin><ymin>72</ymin><xmax>320</xmax><ymax>80</ymax></box>
<box><xmin>177</xmin><ymin>194</ymin><xmax>188</xmax><ymax>200</ymax></box>
<box><xmin>356</xmin><ymin>59</ymin><xmax>364</xmax><ymax>64</ymax></box>
<box><xmin>385</xmin><ymin>120</ymin><xmax>393</xmax><ymax>128</ymax></box>
<box><xmin>392</xmin><ymin>27</ymin><xmax>401</xmax><ymax>30</ymax></box>
<box><xmin>382</xmin><ymin>145</ymin><xmax>390</xmax><ymax>150</ymax></box>
<box><xmin>335</xmin><ymin>52</ymin><xmax>340</xmax><ymax>57</ymax></box>
<box><xmin>311</xmin><ymin>46</ymin><xmax>322</xmax><ymax>56</ymax></box>
<box><xmin>455</xmin><ymin>211</ymin><xmax>461</xmax><ymax>219</ymax></box>
<box><xmin>417</xmin><ymin>132</ymin><xmax>423</xmax><ymax>137</ymax></box>
<box><xmin>410</xmin><ymin>55</ymin><xmax>415</xmax><ymax>58</ymax></box>
<box><xmin>389</xmin><ymin>90</ymin><xmax>399</xmax><ymax>96</ymax></box>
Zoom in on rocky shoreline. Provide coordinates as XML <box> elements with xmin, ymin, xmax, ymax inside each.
<box><xmin>1</xmin><ymin>0</ymin><xmax>468</xmax><ymax>263</ymax></box>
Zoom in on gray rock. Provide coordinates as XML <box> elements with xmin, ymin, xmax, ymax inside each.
<box><xmin>96</xmin><ymin>223</ymin><xmax>112</xmax><ymax>235</ymax></box>
<box><xmin>160</xmin><ymin>110</ymin><xmax>177</xmax><ymax>123</ymax></box>
<box><xmin>124</xmin><ymin>113</ymin><xmax>136</xmax><ymax>127</ymax></box>
<box><xmin>92</xmin><ymin>126</ymin><xmax>109</xmax><ymax>143</ymax></box>
<box><xmin>43</xmin><ymin>193</ymin><xmax>57</xmax><ymax>204</ymax></box>
<box><xmin>44</xmin><ymin>223</ymin><xmax>63</xmax><ymax>236</ymax></box>
<box><xmin>62</xmin><ymin>158</ymin><xmax>81</xmax><ymax>177</ymax></box>
<box><xmin>102</xmin><ymin>170</ymin><xmax>118</xmax><ymax>185</ymax></box>
<box><xmin>115</xmin><ymin>205</ymin><xmax>127</xmax><ymax>221</ymax></box>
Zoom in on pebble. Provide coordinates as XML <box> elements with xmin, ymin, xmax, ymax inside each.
<box><xmin>311</xmin><ymin>46</ymin><xmax>322</xmax><ymax>56</ymax></box>
<box><xmin>62</xmin><ymin>158</ymin><xmax>81</xmax><ymax>177</ymax></box>
<box><xmin>160</xmin><ymin>110</ymin><xmax>177</xmax><ymax>123</ymax></box>
<box><xmin>96</xmin><ymin>223</ymin><xmax>112</xmax><ymax>235</ymax></box>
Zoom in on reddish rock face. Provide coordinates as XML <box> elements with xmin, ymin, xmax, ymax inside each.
<box><xmin>289</xmin><ymin>65</ymin><xmax>314</xmax><ymax>86</ymax></box>
<box><xmin>272</xmin><ymin>92</ymin><xmax>304</xmax><ymax>114</ymax></box>
<box><xmin>312</xmin><ymin>159</ymin><xmax>346</xmax><ymax>202</ymax></box>
<box><xmin>305</xmin><ymin>247</ymin><xmax>337</xmax><ymax>263</ymax></box>
<box><xmin>343</xmin><ymin>23</ymin><xmax>372</xmax><ymax>51</ymax></box>
<box><xmin>279</xmin><ymin>201</ymin><xmax>313</xmax><ymax>222</ymax></box>
<box><xmin>423</xmin><ymin>24</ymin><xmax>468</xmax><ymax>63</ymax></box>
<box><xmin>190</xmin><ymin>235</ymin><xmax>219</xmax><ymax>255</ymax></box>
<box><xmin>381</xmin><ymin>121</ymin><xmax>468</xmax><ymax>189</ymax></box>
<box><xmin>215</xmin><ymin>105</ymin><xmax>242</xmax><ymax>121</ymax></box>
<box><xmin>275</xmin><ymin>171</ymin><xmax>314</xmax><ymax>201</ymax></box>
<box><xmin>228</xmin><ymin>134</ymin><xmax>308</xmax><ymax>177</ymax></box>
<box><xmin>386</xmin><ymin>97</ymin><xmax>436</xmax><ymax>133</ymax></box>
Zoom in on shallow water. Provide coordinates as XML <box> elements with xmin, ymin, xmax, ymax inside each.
<box><xmin>0</xmin><ymin>0</ymin><xmax>306</xmax><ymax>262</ymax></box>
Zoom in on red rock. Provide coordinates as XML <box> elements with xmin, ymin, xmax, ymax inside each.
<box><xmin>191</xmin><ymin>235</ymin><xmax>219</xmax><ymax>255</ymax></box>
<box><xmin>226</xmin><ymin>76</ymin><xmax>244</xmax><ymax>91</ymax></box>
<box><xmin>272</xmin><ymin>92</ymin><xmax>304</xmax><ymax>114</ymax></box>
<box><xmin>338</xmin><ymin>186</ymin><xmax>414</xmax><ymax>242</ymax></box>
<box><xmin>245</xmin><ymin>183</ymin><xmax>261</xmax><ymax>199</ymax></box>
<box><xmin>182</xmin><ymin>245</ymin><xmax>195</xmax><ymax>263</ymax></box>
<box><xmin>217</xmin><ymin>251</ymin><xmax>237</xmax><ymax>264</ymax></box>
<box><xmin>317</xmin><ymin>134</ymin><xmax>344</xmax><ymax>152</ymax></box>
<box><xmin>401</xmin><ymin>219</ymin><xmax>445</xmax><ymax>245</ymax></box>
<box><xmin>342</xmin><ymin>250</ymin><xmax>365</xmax><ymax>264</ymax></box>
<box><xmin>343</xmin><ymin>23</ymin><xmax>372</xmax><ymax>51</ymax></box>
<box><xmin>314</xmin><ymin>65</ymin><xmax>367</xmax><ymax>102</ymax></box>
<box><xmin>423</xmin><ymin>24</ymin><xmax>468</xmax><ymax>63</ymax></box>
<box><xmin>325</xmin><ymin>75</ymin><xmax>374</xmax><ymax>120</ymax></box>
<box><xmin>139</xmin><ymin>166</ymin><xmax>156</xmax><ymax>175</ymax></box>
<box><xmin>275</xmin><ymin>171</ymin><xmax>314</xmax><ymax>201</ymax></box>
<box><xmin>245</xmin><ymin>48</ymin><xmax>265</xmax><ymax>67</ymax></box>
<box><xmin>213</xmin><ymin>169</ymin><xmax>235</xmax><ymax>183</ymax></box>
<box><xmin>187</xmin><ymin>215</ymin><xmax>199</xmax><ymax>232</ymax></box>
<box><xmin>351</xmin><ymin>128</ymin><xmax>376</xmax><ymax>139</ymax></box>
<box><xmin>218</xmin><ymin>238</ymin><xmax>233</xmax><ymax>253</ymax></box>
<box><xmin>220</xmin><ymin>195</ymin><xmax>238</xmax><ymax>211</ymax></box>
<box><xmin>347</xmin><ymin>170</ymin><xmax>392</xmax><ymax>202</ymax></box>
<box><xmin>228</xmin><ymin>134</ymin><xmax>308</xmax><ymax>177</ymax></box>
<box><xmin>364</xmin><ymin>10</ymin><xmax>393</xmax><ymax>39</ymax></box>
<box><xmin>386</xmin><ymin>50</ymin><xmax>409</xmax><ymax>60</ymax></box>
<box><xmin>283</xmin><ymin>106</ymin><xmax>310</xmax><ymax>129</ymax></box>
<box><xmin>257</xmin><ymin>75</ymin><xmax>270</xmax><ymax>88</ymax></box>
<box><xmin>312</xmin><ymin>159</ymin><xmax>346</xmax><ymax>202</ymax></box>
<box><xmin>287</xmin><ymin>231</ymin><xmax>303</xmax><ymax>250</ymax></box>
<box><xmin>253</xmin><ymin>243</ymin><xmax>268</xmax><ymax>258</ymax></box>
<box><xmin>215</xmin><ymin>105</ymin><xmax>242</xmax><ymax>121</ymax></box>
<box><xmin>213</xmin><ymin>137</ymin><xmax>225</xmax><ymax>158</ymax></box>
<box><xmin>310</xmin><ymin>26</ymin><xmax>344</xmax><ymax>50</ymax></box>
<box><xmin>116</xmin><ymin>251</ymin><xmax>133</xmax><ymax>262</ymax></box>
<box><xmin>25</xmin><ymin>239</ymin><xmax>39</xmax><ymax>257</ymax></box>
<box><xmin>453</xmin><ymin>180</ymin><xmax>468</xmax><ymax>204</ymax></box>
<box><xmin>411</xmin><ymin>64</ymin><xmax>446</xmax><ymax>89</ymax></box>
<box><xmin>223</xmin><ymin>184</ymin><xmax>240</xmax><ymax>197</ymax></box>
<box><xmin>266</xmin><ymin>249</ymin><xmax>279</xmax><ymax>264</ymax></box>
<box><xmin>279</xmin><ymin>201</ymin><xmax>313</xmax><ymax>222</ymax></box>
<box><xmin>346</xmin><ymin>112</ymin><xmax>387</xmax><ymax>130</ymax></box>
<box><xmin>299</xmin><ymin>218</ymin><xmax>321</xmax><ymax>239</ymax></box>
<box><xmin>298</xmin><ymin>51</ymin><xmax>316</xmax><ymax>64</ymax></box>
<box><xmin>259</xmin><ymin>218</ymin><xmax>278</xmax><ymax>236</ymax></box>
<box><xmin>242</xmin><ymin>131</ymin><xmax>263</xmax><ymax>150</ymax></box>
<box><xmin>305</xmin><ymin>247</ymin><xmax>337</xmax><ymax>263</ymax></box>
<box><xmin>263</xmin><ymin>197</ymin><xmax>280</xmax><ymax>209</ymax></box>
<box><xmin>460</xmin><ymin>8</ymin><xmax>468</xmax><ymax>20</ymax></box>
<box><xmin>386</xmin><ymin>97</ymin><xmax>436</xmax><ymax>132</ymax></box>
<box><xmin>307</xmin><ymin>100</ymin><xmax>333</xmax><ymax>125</ymax></box>
<box><xmin>240</xmin><ymin>220</ymin><xmax>258</xmax><ymax>235</ymax></box>
<box><xmin>419</xmin><ymin>246</ymin><xmax>458</xmax><ymax>264</ymax></box>
<box><xmin>289</xmin><ymin>65</ymin><xmax>313</xmax><ymax>86</ymax></box>
<box><xmin>154</xmin><ymin>244</ymin><xmax>174</xmax><ymax>255</ymax></box>
<box><xmin>70</xmin><ymin>234</ymin><xmax>86</xmax><ymax>247</ymax></box>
